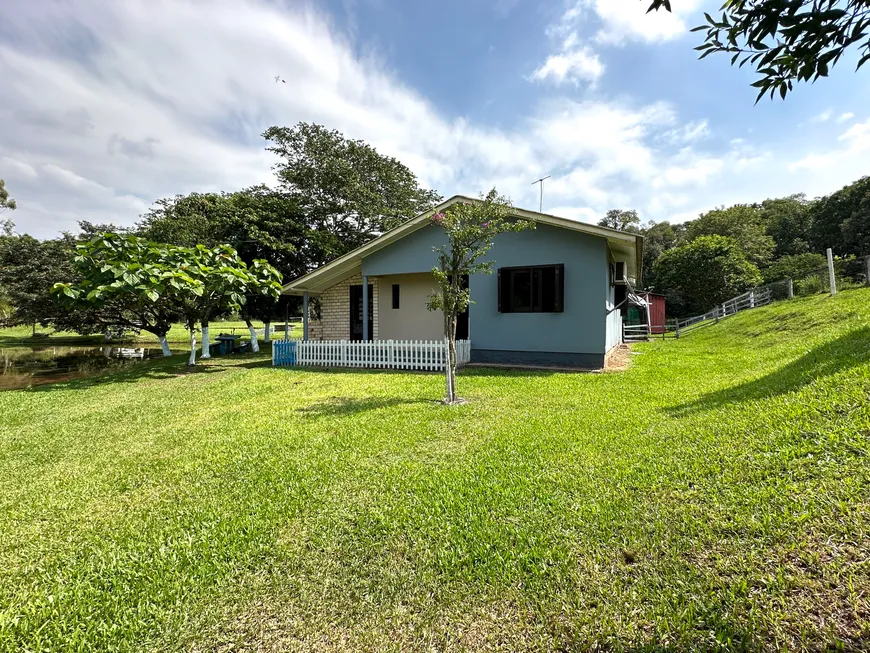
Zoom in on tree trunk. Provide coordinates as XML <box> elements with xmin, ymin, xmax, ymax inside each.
<box><xmin>187</xmin><ymin>325</ymin><xmax>197</xmax><ymax>366</ymax></box>
<box><xmin>446</xmin><ymin>312</ymin><xmax>458</xmax><ymax>403</ymax></box>
<box><xmin>201</xmin><ymin>323</ymin><xmax>211</xmax><ymax>359</ymax></box>
<box><xmin>264</xmin><ymin>321</ymin><xmax>271</xmax><ymax>343</ymax></box>
<box><xmin>245</xmin><ymin>319</ymin><xmax>260</xmax><ymax>353</ymax></box>
<box><xmin>158</xmin><ymin>335</ymin><xmax>171</xmax><ymax>357</ymax></box>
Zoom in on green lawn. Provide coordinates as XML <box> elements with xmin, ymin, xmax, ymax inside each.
<box><xmin>1</xmin><ymin>291</ymin><xmax>869</xmax><ymax>651</ymax></box>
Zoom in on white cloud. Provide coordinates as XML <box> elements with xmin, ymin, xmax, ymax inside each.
<box><xmin>531</xmin><ymin>44</ymin><xmax>604</xmax><ymax>86</ymax></box>
<box><xmin>0</xmin><ymin>0</ymin><xmax>865</xmax><ymax>239</ymax></box>
<box><xmin>838</xmin><ymin>112</ymin><xmax>855</xmax><ymax>123</ymax></box>
<box><xmin>812</xmin><ymin>109</ymin><xmax>834</xmax><ymax>123</ymax></box>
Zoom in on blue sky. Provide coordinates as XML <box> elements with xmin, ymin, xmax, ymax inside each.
<box><xmin>1</xmin><ymin>0</ymin><xmax>869</xmax><ymax>238</ymax></box>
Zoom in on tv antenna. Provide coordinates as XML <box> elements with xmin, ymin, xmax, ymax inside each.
<box><xmin>531</xmin><ymin>175</ymin><xmax>551</xmax><ymax>213</ymax></box>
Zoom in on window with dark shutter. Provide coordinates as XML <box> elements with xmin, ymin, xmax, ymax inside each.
<box><xmin>392</xmin><ymin>284</ymin><xmax>400</xmax><ymax>309</ymax></box>
<box><xmin>497</xmin><ymin>264</ymin><xmax>564</xmax><ymax>313</ymax></box>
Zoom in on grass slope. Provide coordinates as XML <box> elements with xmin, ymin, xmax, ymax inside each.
<box><xmin>1</xmin><ymin>290</ymin><xmax>869</xmax><ymax>651</ymax></box>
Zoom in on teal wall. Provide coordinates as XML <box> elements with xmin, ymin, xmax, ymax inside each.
<box><xmin>361</xmin><ymin>223</ymin><xmax>608</xmax><ymax>356</ymax></box>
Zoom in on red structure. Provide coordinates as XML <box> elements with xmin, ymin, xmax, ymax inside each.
<box><xmin>642</xmin><ymin>292</ymin><xmax>667</xmax><ymax>334</ymax></box>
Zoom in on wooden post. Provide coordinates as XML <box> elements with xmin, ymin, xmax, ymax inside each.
<box><xmin>302</xmin><ymin>291</ymin><xmax>309</xmax><ymax>341</ymax></box>
<box><xmin>714</xmin><ymin>306</ymin><xmax>719</xmax><ymax>323</ymax></box>
<box><xmin>787</xmin><ymin>278</ymin><xmax>794</xmax><ymax>299</ymax></box>
<box><xmin>865</xmin><ymin>255</ymin><xmax>870</xmax><ymax>287</ymax></box>
<box><xmin>675</xmin><ymin>320</ymin><xmax>680</xmax><ymax>339</ymax></box>
<box><xmin>827</xmin><ymin>248</ymin><xmax>836</xmax><ymax>296</ymax></box>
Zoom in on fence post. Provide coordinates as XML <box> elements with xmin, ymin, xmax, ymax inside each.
<box><xmin>714</xmin><ymin>306</ymin><xmax>719</xmax><ymax>323</ymax></box>
<box><xmin>787</xmin><ymin>278</ymin><xmax>794</xmax><ymax>299</ymax></box>
<box><xmin>865</xmin><ymin>255</ymin><xmax>870</xmax><ymax>287</ymax></box>
<box><xmin>827</xmin><ymin>248</ymin><xmax>837</xmax><ymax>296</ymax></box>
<box><xmin>675</xmin><ymin>320</ymin><xmax>680</xmax><ymax>339</ymax></box>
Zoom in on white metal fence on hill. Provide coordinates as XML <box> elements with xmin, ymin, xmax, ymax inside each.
<box><xmin>273</xmin><ymin>339</ymin><xmax>471</xmax><ymax>371</ymax></box>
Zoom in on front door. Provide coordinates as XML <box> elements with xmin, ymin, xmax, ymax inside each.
<box><xmin>349</xmin><ymin>284</ymin><xmax>374</xmax><ymax>341</ymax></box>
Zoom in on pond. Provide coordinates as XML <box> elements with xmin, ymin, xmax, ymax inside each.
<box><xmin>0</xmin><ymin>346</ymin><xmax>164</xmax><ymax>390</ymax></box>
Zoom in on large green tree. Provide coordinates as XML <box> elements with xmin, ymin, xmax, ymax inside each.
<box><xmin>0</xmin><ymin>233</ymin><xmax>79</xmax><ymax>331</ymax></box>
<box><xmin>762</xmin><ymin>252</ymin><xmax>828</xmax><ymax>283</ymax></box>
<box><xmin>639</xmin><ymin>220</ymin><xmax>686</xmax><ymax>287</ymax></box>
<box><xmin>686</xmin><ymin>204</ymin><xmax>775</xmax><ymax>266</ymax></box>
<box><xmin>647</xmin><ymin>1</ymin><xmax>870</xmax><ymax>100</ymax></box>
<box><xmin>653</xmin><ymin>235</ymin><xmax>763</xmax><ymax>317</ymax></box>
<box><xmin>760</xmin><ymin>194</ymin><xmax>814</xmax><ymax>257</ymax></box>
<box><xmin>427</xmin><ymin>191</ymin><xmax>533</xmax><ymax>404</ymax></box>
<box><xmin>598</xmin><ymin>209</ymin><xmax>641</xmax><ymax>232</ymax></box>
<box><xmin>263</xmin><ymin>123</ymin><xmax>441</xmax><ymax>247</ymax></box>
<box><xmin>809</xmin><ymin>176</ymin><xmax>870</xmax><ymax>255</ymax></box>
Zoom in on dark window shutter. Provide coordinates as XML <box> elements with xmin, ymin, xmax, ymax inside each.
<box><xmin>392</xmin><ymin>284</ymin><xmax>400</xmax><ymax>309</ymax></box>
<box><xmin>555</xmin><ymin>264</ymin><xmax>564</xmax><ymax>312</ymax></box>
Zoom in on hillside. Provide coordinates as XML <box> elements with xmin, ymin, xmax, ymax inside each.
<box><xmin>0</xmin><ymin>288</ymin><xmax>868</xmax><ymax>651</ymax></box>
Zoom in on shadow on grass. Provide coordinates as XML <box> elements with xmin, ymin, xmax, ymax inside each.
<box><xmin>19</xmin><ymin>354</ymin><xmax>273</xmax><ymax>392</ymax></box>
<box><xmin>668</xmin><ymin>326</ymin><xmax>870</xmax><ymax>416</ymax></box>
<box><xmin>296</xmin><ymin>395</ymin><xmax>437</xmax><ymax>418</ymax></box>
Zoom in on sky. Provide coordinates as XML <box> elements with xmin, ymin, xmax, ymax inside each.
<box><xmin>1</xmin><ymin>0</ymin><xmax>869</xmax><ymax>239</ymax></box>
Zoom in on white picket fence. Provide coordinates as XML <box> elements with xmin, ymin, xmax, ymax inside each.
<box><xmin>276</xmin><ymin>339</ymin><xmax>471</xmax><ymax>370</ymax></box>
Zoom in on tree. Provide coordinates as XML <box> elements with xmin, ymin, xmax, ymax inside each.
<box><xmin>163</xmin><ymin>244</ymin><xmax>282</xmax><ymax>365</ymax></box>
<box><xmin>653</xmin><ymin>235</ymin><xmax>763</xmax><ymax>317</ymax></box>
<box><xmin>0</xmin><ymin>179</ymin><xmax>16</xmax><ymax>211</ymax></box>
<box><xmin>762</xmin><ymin>252</ymin><xmax>827</xmax><ymax>283</ymax></box>
<box><xmin>809</xmin><ymin>176</ymin><xmax>870</xmax><ymax>255</ymax></box>
<box><xmin>598</xmin><ymin>209</ymin><xmax>641</xmax><ymax>232</ymax></box>
<box><xmin>639</xmin><ymin>220</ymin><xmax>686</xmax><ymax>287</ymax></box>
<box><xmin>52</xmin><ymin>234</ymin><xmax>192</xmax><ymax>356</ymax></box>
<box><xmin>761</xmin><ymin>194</ymin><xmax>814</xmax><ymax>257</ymax></box>
<box><xmin>646</xmin><ymin>0</ymin><xmax>870</xmax><ymax>101</ymax></box>
<box><xmin>263</xmin><ymin>123</ymin><xmax>441</xmax><ymax>247</ymax></box>
<box><xmin>0</xmin><ymin>233</ymin><xmax>78</xmax><ymax>332</ymax></box>
<box><xmin>686</xmin><ymin>204</ymin><xmax>775</xmax><ymax>266</ymax></box>
<box><xmin>427</xmin><ymin>191</ymin><xmax>533</xmax><ymax>404</ymax></box>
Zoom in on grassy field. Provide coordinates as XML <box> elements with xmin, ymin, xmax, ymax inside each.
<box><xmin>0</xmin><ymin>320</ymin><xmax>302</xmax><ymax>347</ymax></box>
<box><xmin>1</xmin><ymin>290</ymin><xmax>869</xmax><ymax>651</ymax></box>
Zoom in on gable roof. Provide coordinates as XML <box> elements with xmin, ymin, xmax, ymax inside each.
<box><xmin>283</xmin><ymin>195</ymin><xmax>644</xmax><ymax>295</ymax></box>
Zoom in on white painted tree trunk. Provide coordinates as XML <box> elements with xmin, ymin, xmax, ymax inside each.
<box><xmin>264</xmin><ymin>321</ymin><xmax>271</xmax><ymax>343</ymax></box>
<box><xmin>159</xmin><ymin>335</ymin><xmax>171</xmax><ymax>357</ymax></box>
<box><xmin>248</xmin><ymin>325</ymin><xmax>260</xmax><ymax>353</ymax></box>
<box><xmin>188</xmin><ymin>332</ymin><xmax>197</xmax><ymax>366</ymax></box>
<box><xmin>201</xmin><ymin>324</ymin><xmax>211</xmax><ymax>359</ymax></box>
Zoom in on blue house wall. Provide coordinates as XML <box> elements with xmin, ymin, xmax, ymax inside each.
<box><xmin>362</xmin><ymin>223</ymin><xmax>609</xmax><ymax>367</ymax></box>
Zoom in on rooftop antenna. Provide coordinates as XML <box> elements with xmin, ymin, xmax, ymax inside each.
<box><xmin>531</xmin><ymin>175</ymin><xmax>551</xmax><ymax>213</ymax></box>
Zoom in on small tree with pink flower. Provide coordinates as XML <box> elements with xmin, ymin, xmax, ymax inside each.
<box><xmin>427</xmin><ymin>189</ymin><xmax>533</xmax><ymax>404</ymax></box>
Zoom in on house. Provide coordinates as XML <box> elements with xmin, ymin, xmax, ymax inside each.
<box><xmin>281</xmin><ymin>196</ymin><xmax>643</xmax><ymax>369</ymax></box>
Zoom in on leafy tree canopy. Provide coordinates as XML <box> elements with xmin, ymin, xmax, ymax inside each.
<box><xmin>653</xmin><ymin>235</ymin><xmax>763</xmax><ymax>316</ymax></box>
<box><xmin>598</xmin><ymin>209</ymin><xmax>641</xmax><ymax>232</ymax></box>
<box><xmin>809</xmin><ymin>175</ymin><xmax>870</xmax><ymax>255</ymax></box>
<box><xmin>646</xmin><ymin>0</ymin><xmax>870</xmax><ymax>101</ymax></box>
<box><xmin>263</xmin><ymin>123</ymin><xmax>441</xmax><ymax>245</ymax></box>
<box><xmin>0</xmin><ymin>232</ymin><xmax>78</xmax><ymax>328</ymax></box>
<box><xmin>686</xmin><ymin>203</ymin><xmax>775</xmax><ymax>266</ymax></box>
<box><xmin>761</xmin><ymin>252</ymin><xmax>828</xmax><ymax>283</ymax></box>
<box><xmin>639</xmin><ymin>220</ymin><xmax>687</xmax><ymax>287</ymax></box>
<box><xmin>760</xmin><ymin>194</ymin><xmax>814</xmax><ymax>257</ymax></box>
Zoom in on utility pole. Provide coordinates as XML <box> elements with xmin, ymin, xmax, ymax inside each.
<box><xmin>531</xmin><ymin>175</ymin><xmax>551</xmax><ymax>213</ymax></box>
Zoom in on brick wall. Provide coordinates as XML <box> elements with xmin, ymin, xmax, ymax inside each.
<box><xmin>315</xmin><ymin>274</ymin><xmax>378</xmax><ymax>341</ymax></box>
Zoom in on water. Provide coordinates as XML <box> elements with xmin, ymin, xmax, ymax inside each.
<box><xmin>0</xmin><ymin>346</ymin><xmax>163</xmax><ymax>390</ymax></box>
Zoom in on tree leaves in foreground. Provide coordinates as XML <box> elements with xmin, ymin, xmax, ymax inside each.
<box><xmin>263</xmin><ymin>123</ymin><xmax>441</xmax><ymax>245</ymax></box>
<box><xmin>427</xmin><ymin>190</ymin><xmax>533</xmax><ymax>404</ymax></box>
<box><xmin>653</xmin><ymin>235</ymin><xmax>763</xmax><ymax>316</ymax></box>
<box><xmin>646</xmin><ymin>0</ymin><xmax>870</xmax><ymax>101</ymax></box>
